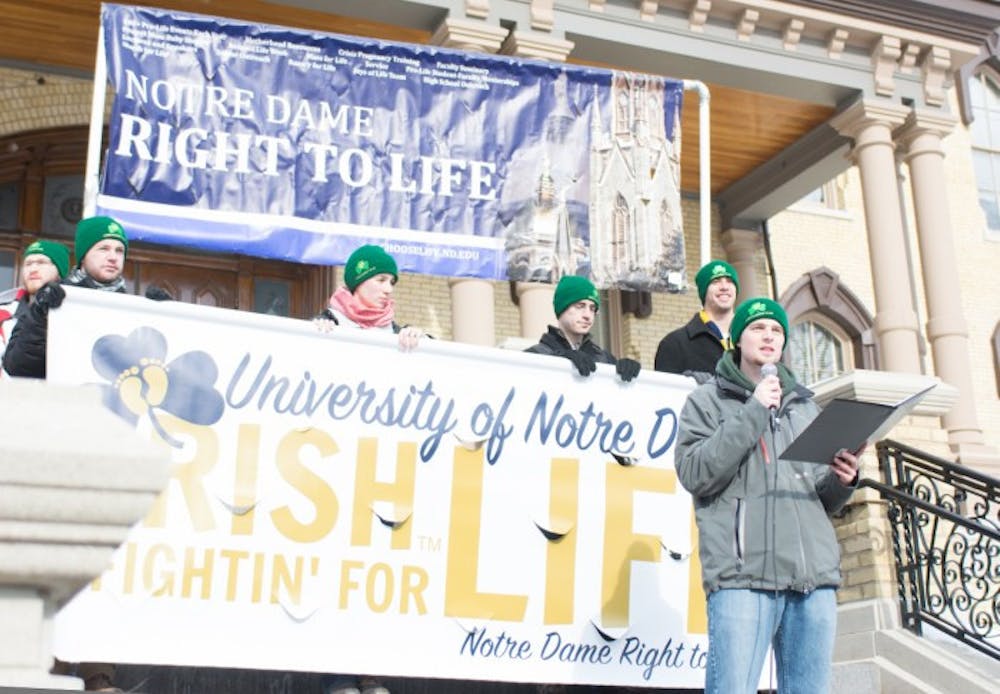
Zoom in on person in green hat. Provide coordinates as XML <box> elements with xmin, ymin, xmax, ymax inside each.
<box><xmin>4</xmin><ymin>215</ymin><xmax>130</xmax><ymax>379</ymax></box>
<box><xmin>675</xmin><ymin>297</ymin><xmax>862</xmax><ymax>694</ymax></box>
<box><xmin>1</xmin><ymin>239</ymin><xmax>70</xmax><ymax>375</ymax></box>
<box><xmin>525</xmin><ymin>274</ymin><xmax>641</xmax><ymax>382</ymax></box>
<box><xmin>317</xmin><ymin>254</ymin><xmax>406</xmax><ymax>694</ymax></box>
<box><xmin>66</xmin><ymin>215</ymin><xmax>129</xmax><ymax>292</ymax></box>
<box><xmin>315</xmin><ymin>244</ymin><xmax>424</xmax><ymax>354</ymax></box>
<box><xmin>654</xmin><ymin>259</ymin><xmax>739</xmax><ymax>380</ymax></box>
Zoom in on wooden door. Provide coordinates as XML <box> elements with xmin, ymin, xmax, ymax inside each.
<box><xmin>127</xmin><ymin>249</ymin><xmax>239</xmax><ymax>308</ymax></box>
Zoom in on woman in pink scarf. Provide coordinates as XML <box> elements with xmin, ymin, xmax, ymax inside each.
<box><xmin>320</xmin><ymin>247</ymin><xmax>420</xmax><ymax>692</ymax></box>
<box><xmin>317</xmin><ymin>244</ymin><xmax>422</xmax><ymax>352</ymax></box>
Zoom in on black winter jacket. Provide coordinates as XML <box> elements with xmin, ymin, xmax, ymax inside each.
<box><xmin>2</xmin><ymin>275</ymin><xmax>125</xmax><ymax>379</ymax></box>
<box><xmin>525</xmin><ymin>325</ymin><xmax>618</xmax><ymax>366</ymax></box>
<box><xmin>654</xmin><ymin>312</ymin><xmax>727</xmax><ymax>377</ymax></box>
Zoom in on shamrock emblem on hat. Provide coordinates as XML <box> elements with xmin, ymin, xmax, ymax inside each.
<box><xmin>748</xmin><ymin>301</ymin><xmax>768</xmax><ymax>316</ymax></box>
<box><xmin>91</xmin><ymin>326</ymin><xmax>224</xmax><ymax>447</ymax></box>
<box><xmin>106</xmin><ymin>221</ymin><xmax>125</xmax><ymax>239</ymax></box>
<box><xmin>711</xmin><ymin>264</ymin><xmax>727</xmax><ymax>277</ymax></box>
<box><xmin>355</xmin><ymin>259</ymin><xmax>370</xmax><ymax>274</ymax></box>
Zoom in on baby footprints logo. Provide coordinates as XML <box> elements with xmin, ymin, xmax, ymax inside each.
<box><xmin>91</xmin><ymin>327</ymin><xmax>225</xmax><ymax>447</ymax></box>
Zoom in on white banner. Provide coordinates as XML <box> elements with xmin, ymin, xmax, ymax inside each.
<box><xmin>49</xmin><ymin>288</ymin><xmax>708</xmax><ymax>688</ymax></box>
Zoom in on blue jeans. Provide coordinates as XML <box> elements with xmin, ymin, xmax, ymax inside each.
<box><xmin>704</xmin><ymin>587</ymin><xmax>836</xmax><ymax>694</ymax></box>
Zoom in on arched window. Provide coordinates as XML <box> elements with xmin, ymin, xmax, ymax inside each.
<box><xmin>969</xmin><ymin>73</ymin><xmax>1000</xmax><ymax>235</ymax></box>
<box><xmin>780</xmin><ymin>267</ymin><xmax>878</xmax><ymax>386</ymax></box>
<box><xmin>786</xmin><ymin>318</ymin><xmax>847</xmax><ymax>385</ymax></box>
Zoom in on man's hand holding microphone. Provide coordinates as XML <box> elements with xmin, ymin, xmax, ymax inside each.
<box><xmin>754</xmin><ymin>362</ymin><xmax>781</xmax><ymax>432</ymax></box>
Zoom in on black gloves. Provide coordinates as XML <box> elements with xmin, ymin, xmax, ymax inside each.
<box><xmin>567</xmin><ymin>349</ymin><xmax>597</xmax><ymax>377</ymax></box>
<box><xmin>616</xmin><ymin>358</ymin><xmax>641</xmax><ymax>382</ymax></box>
<box><xmin>31</xmin><ymin>282</ymin><xmax>65</xmax><ymax>317</ymax></box>
<box><xmin>145</xmin><ymin>285</ymin><xmax>174</xmax><ymax>301</ymax></box>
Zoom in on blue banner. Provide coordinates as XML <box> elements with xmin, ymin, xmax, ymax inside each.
<box><xmin>97</xmin><ymin>4</ymin><xmax>686</xmax><ymax>289</ymax></box>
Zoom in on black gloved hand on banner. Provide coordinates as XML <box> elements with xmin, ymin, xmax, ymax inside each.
<box><xmin>616</xmin><ymin>358</ymin><xmax>641</xmax><ymax>382</ymax></box>
<box><xmin>567</xmin><ymin>350</ymin><xmax>597</xmax><ymax>377</ymax></box>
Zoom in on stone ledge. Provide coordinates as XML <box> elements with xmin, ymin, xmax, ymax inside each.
<box><xmin>810</xmin><ymin>368</ymin><xmax>954</xmax><ymax>415</ymax></box>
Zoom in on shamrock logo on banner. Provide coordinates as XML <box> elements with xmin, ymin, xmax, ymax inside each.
<box><xmin>91</xmin><ymin>326</ymin><xmax>224</xmax><ymax>447</ymax></box>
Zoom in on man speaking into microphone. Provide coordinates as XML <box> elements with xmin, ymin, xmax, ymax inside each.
<box><xmin>675</xmin><ymin>297</ymin><xmax>862</xmax><ymax>694</ymax></box>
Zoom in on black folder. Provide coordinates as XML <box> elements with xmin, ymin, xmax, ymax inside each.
<box><xmin>778</xmin><ymin>384</ymin><xmax>934</xmax><ymax>464</ymax></box>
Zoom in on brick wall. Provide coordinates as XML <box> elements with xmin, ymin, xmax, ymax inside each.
<box><xmin>0</xmin><ymin>67</ymin><xmax>94</xmax><ymax>137</ymax></box>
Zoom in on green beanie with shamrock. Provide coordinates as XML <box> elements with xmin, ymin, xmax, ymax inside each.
<box><xmin>23</xmin><ymin>239</ymin><xmax>70</xmax><ymax>279</ymax></box>
<box><xmin>553</xmin><ymin>275</ymin><xmax>600</xmax><ymax>317</ymax></box>
<box><xmin>344</xmin><ymin>245</ymin><xmax>398</xmax><ymax>292</ymax></box>
<box><xmin>75</xmin><ymin>216</ymin><xmax>128</xmax><ymax>267</ymax></box>
<box><xmin>695</xmin><ymin>259</ymin><xmax>740</xmax><ymax>304</ymax></box>
<box><xmin>730</xmin><ymin>297</ymin><xmax>789</xmax><ymax>346</ymax></box>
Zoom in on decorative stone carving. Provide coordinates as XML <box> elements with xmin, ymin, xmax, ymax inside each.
<box><xmin>530</xmin><ymin>0</ymin><xmax>556</xmax><ymax>32</ymax></box>
<box><xmin>899</xmin><ymin>42</ymin><xmax>921</xmax><ymax>74</ymax></box>
<box><xmin>639</xmin><ymin>0</ymin><xmax>658</xmax><ymax>23</ymax></box>
<box><xmin>921</xmin><ymin>46</ymin><xmax>951</xmax><ymax>107</ymax></box>
<box><xmin>431</xmin><ymin>17</ymin><xmax>509</xmax><ymax>53</ymax></box>
<box><xmin>783</xmin><ymin>18</ymin><xmax>805</xmax><ymax>51</ymax></box>
<box><xmin>689</xmin><ymin>0</ymin><xmax>711</xmax><ymax>33</ymax></box>
<box><xmin>464</xmin><ymin>0</ymin><xmax>490</xmax><ymax>20</ymax></box>
<box><xmin>871</xmin><ymin>35</ymin><xmax>902</xmax><ymax>97</ymax></box>
<box><xmin>828</xmin><ymin>28</ymin><xmax>850</xmax><ymax>59</ymax></box>
<box><xmin>500</xmin><ymin>31</ymin><xmax>574</xmax><ymax>62</ymax></box>
<box><xmin>736</xmin><ymin>9</ymin><xmax>759</xmax><ymax>42</ymax></box>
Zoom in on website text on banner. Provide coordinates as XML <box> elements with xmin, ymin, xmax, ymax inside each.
<box><xmin>95</xmin><ymin>4</ymin><xmax>686</xmax><ymax>290</ymax></box>
<box><xmin>49</xmin><ymin>288</ymin><xmax>706</xmax><ymax>688</ymax></box>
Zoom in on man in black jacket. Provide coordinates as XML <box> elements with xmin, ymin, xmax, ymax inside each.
<box><xmin>654</xmin><ymin>259</ymin><xmax>739</xmax><ymax>379</ymax></box>
<box><xmin>3</xmin><ymin>216</ymin><xmax>128</xmax><ymax>378</ymax></box>
<box><xmin>525</xmin><ymin>275</ymin><xmax>641</xmax><ymax>382</ymax></box>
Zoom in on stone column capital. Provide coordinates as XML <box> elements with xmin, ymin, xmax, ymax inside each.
<box><xmin>431</xmin><ymin>17</ymin><xmax>509</xmax><ymax>53</ymax></box>
<box><xmin>514</xmin><ymin>280</ymin><xmax>553</xmax><ymax>300</ymax></box>
<box><xmin>895</xmin><ymin>109</ymin><xmax>958</xmax><ymax>155</ymax></box>
<box><xmin>500</xmin><ymin>31</ymin><xmax>574</xmax><ymax>62</ymax></box>
<box><xmin>829</xmin><ymin>99</ymin><xmax>910</xmax><ymax>141</ymax></box>
<box><xmin>720</xmin><ymin>227</ymin><xmax>763</xmax><ymax>255</ymax></box>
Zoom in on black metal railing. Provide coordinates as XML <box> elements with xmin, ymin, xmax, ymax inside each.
<box><xmin>859</xmin><ymin>440</ymin><xmax>1000</xmax><ymax>661</ymax></box>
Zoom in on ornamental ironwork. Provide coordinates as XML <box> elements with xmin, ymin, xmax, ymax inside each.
<box><xmin>861</xmin><ymin>440</ymin><xmax>1000</xmax><ymax>661</ymax></box>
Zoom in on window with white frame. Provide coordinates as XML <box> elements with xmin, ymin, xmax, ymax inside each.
<box><xmin>794</xmin><ymin>177</ymin><xmax>845</xmax><ymax>211</ymax></box>
<box><xmin>785</xmin><ymin>317</ymin><xmax>850</xmax><ymax>386</ymax></box>
<box><xmin>969</xmin><ymin>73</ymin><xmax>1000</xmax><ymax>236</ymax></box>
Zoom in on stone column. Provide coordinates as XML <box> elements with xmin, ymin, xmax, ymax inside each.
<box><xmin>0</xmin><ymin>380</ymin><xmax>169</xmax><ymax>688</ymax></box>
<box><xmin>830</xmin><ymin>100</ymin><xmax>923</xmax><ymax>374</ymax></box>
<box><xmin>516</xmin><ymin>281</ymin><xmax>556</xmax><ymax>339</ymax></box>
<box><xmin>720</xmin><ymin>227</ymin><xmax>763</xmax><ymax>300</ymax></box>
<box><xmin>501</xmin><ymin>30</ymin><xmax>575</xmax><ymax>339</ymax></box>
<box><xmin>896</xmin><ymin>111</ymin><xmax>1000</xmax><ymax>467</ymax></box>
<box><xmin>431</xmin><ymin>17</ymin><xmax>508</xmax><ymax>346</ymax></box>
<box><xmin>449</xmin><ymin>277</ymin><xmax>496</xmax><ymax>346</ymax></box>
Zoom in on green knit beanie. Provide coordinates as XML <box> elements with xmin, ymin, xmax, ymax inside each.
<box><xmin>344</xmin><ymin>245</ymin><xmax>398</xmax><ymax>291</ymax></box>
<box><xmin>731</xmin><ymin>297</ymin><xmax>789</xmax><ymax>346</ymax></box>
<box><xmin>75</xmin><ymin>216</ymin><xmax>128</xmax><ymax>267</ymax></box>
<box><xmin>23</xmin><ymin>239</ymin><xmax>70</xmax><ymax>279</ymax></box>
<box><xmin>695</xmin><ymin>259</ymin><xmax>740</xmax><ymax>304</ymax></box>
<box><xmin>553</xmin><ymin>275</ymin><xmax>600</xmax><ymax>317</ymax></box>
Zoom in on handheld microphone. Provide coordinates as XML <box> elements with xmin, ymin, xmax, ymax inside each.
<box><xmin>761</xmin><ymin>363</ymin><xmax>779</xmax><ymax>432</ymax></box>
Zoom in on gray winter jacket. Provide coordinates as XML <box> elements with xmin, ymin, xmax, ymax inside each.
<box><xmin>675</xmin><ymin>354</ymin><xmax>855</xmax><ymax>595</ymax></box>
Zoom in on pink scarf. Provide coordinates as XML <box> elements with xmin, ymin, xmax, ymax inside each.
<box><xmin>328</xmin><ymin>286</ymin><xmax>395</xmax><ymax>328</ymax></box>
